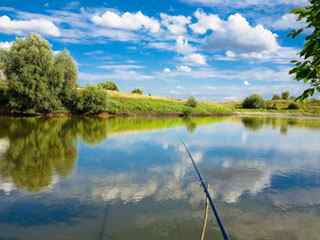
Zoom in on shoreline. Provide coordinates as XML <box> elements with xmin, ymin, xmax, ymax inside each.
<box><xmin>1</xmin><ymin>110</ymin><xmax>320</xmax><ymax>120</ymax></box>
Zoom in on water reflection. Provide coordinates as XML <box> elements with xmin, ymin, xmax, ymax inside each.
<box><xmin>0</xmin><ymin>116</ymin><xmax>224</xmax><ymax>192</ymax></box>
<box><xmin>0</xmin><ymin>116</ymin><xmax>320</xmax><ymax>240</ymax></box>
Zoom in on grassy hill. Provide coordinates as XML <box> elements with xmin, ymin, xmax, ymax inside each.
<box><xmin>104</xmin><ymin>90</ymin><xmax>232</xmax><ymax>116</ymax></box>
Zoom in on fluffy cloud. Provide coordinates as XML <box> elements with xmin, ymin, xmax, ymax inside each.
<box><xmin>0</xmin><ymin>15</ymin><xmax>60</xmax><ymax>37</ymax></box>
<box><xmin>244</xmin><ymin>81</ymin><xmax>250</xmax><ymax>86</ymax></box>
<box><xmin>272</xmin><ymin>13</ymin><xmax>306</xmax><ymax>30</ymax></box>
<box><xmin>176</xmin><ymin>36</ymin><xmax>196</xmax><ymax>54</ymax></box>
<box><xmin>160</xmin><ymin>13</ymin><xmax>191</xmax><ymax>35</ymax></box>
<box><xmin>183</xmin><ymin>53</ymin><xmax>207</xmax><ymax>65</ymax></box>
<box><xmin>222</xmin><ymin>47</ymin><xmax>299</xmax><ymax>64</ymax></box>
<box><xmin>181</xmin><ymin>0</ymin><xmax>308</xmax><ymax>8</ymax></box>
<box><xmin>194</xmin><ymin>12</ymin><xmax>279</xmax><ymax>53</ymax></box>
<box><xmin>163</xmin><ymin>68</ymin><xmax>171</xmax><ymax>73</ymax></box>
<box><xmin>190</xmin><ymin>10</ymin><xmax>223</xmax><ymax>34</ymax></box>
<box><xmin>92</xmin><ymin>11</ymin><xmax>160</xmax><ymax>34</ymax></box>
<box><xmin>177</xmin><ymin>65</ymin><xmax>192</xmax><ymax>72</ymax></box>
<box><xmin>0</xmin><ymin>41</ymin><xmax>12</xmax><ymax>49</ymax></box>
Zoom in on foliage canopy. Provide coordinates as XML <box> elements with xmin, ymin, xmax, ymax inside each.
<box><xmin>289</xmin><ymin>0</ymin><xmax>320</xmax><ymax>99</ymax></box>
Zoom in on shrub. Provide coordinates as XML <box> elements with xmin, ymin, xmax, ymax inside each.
<box><xmin>288</xmin><ymin>102</ymin><xmax>300</xmax><ymax>110</ymax></box>
<box><xmin>76</xmin><ymin>86</ymin><xmax>107</xmax><ymax>114</ymax></box>
<box><xmin>131</xmin><ymin>88</ymin><xmax>143</xmax><ymax>95</ymax></box>
<box><xmin>242</xmin><ymin>94</ymin><xmax>265</xmax><ymax>109</ymax></box>
<box><xmin>281</xmin><ymin>91</ymin><xmax>290</xmax><ymax>100</ymax></box>
<box><xmin>98</xmin><ymin>81</ymin><xmax>119</xmax><ymax>91</ymax></box>
<box><xmin>185</xmin><ymin>97</ymin><xmax>198</xmax><ymax>108</ymax></box>
<box><xmin>272</xmin><ymin>94</ymin><xmax>281</xmax><ymax>100</ymax></box>
<box><xmin>182</xmin><ymin>107</ymin><xmax>192</xmax><ymax>116</ymax></box>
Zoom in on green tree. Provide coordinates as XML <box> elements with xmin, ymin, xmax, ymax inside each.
<box><xmin>131</xmin><ymin>88</ymin><xmax>143</xmax><ymax>95</ymax></box>
<box><xmin>185</xmin><ymin>96</ymin><xmax>198</xmax><ymax>108</ymax></box>
<box><xmin>242</xmin><ymin>94</ymin><xmax>265</xmax><ymax>109</ymax></box>
<box><xmin>98</xmin><ymin>81</ymin><xmax>119</xmax><ymax>91</ymax></box>
<box><xmin>4</xmin><ymin>35</ymin><xmax>63</xmax><ymax>113</ymax></box>
<box><xmin>76</xmin><ymin>86</ymin><xmax>107</xmax><ymax>114</ymax></box>
<box><xmin>289</xmin><ymin>0</ymin><xmax>320</xmax><ymax>99</ymax></box>
<box><xmin>281</xmin><ymin>91</ymin><xmax>290</xmax><ymax>100</ymax></box>
<box><xmin>54</xmin><ymin>50</ymin><xmax>78</xmax><ymax>88</ymax></box>
<box><xmin>272</xmin><ymin>94</ymin><xmax>281</xmax><ymax>100</ymax></box>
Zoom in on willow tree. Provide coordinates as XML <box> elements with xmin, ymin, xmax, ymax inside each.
<box><xmin>3</xmin><ymin>35</ymin><xmax>79</xmax><ymax>113</ymax></box>
<box><xmin>5</xmin><ymin>35</ymin><xmax>63</xmax><ymax>112</ymax></box>
<box><xmin>289</xmin><ymin>0</ymin><xmax>320</xmax><ymax>99</ymax></box>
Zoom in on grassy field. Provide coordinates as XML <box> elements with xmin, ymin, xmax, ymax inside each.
<box><xmin>104</xmin><ymin>90</ymin><xmax>232</xmax><ymax>116</ymax></box>
<box><xmin>222</xmin><ymin>99</ymin><xmax>320</xmax><ymax>117</ymax></box>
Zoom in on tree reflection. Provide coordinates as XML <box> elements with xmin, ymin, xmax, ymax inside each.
<box><xmin>0</xmin><ymin>118</ymin><xmax>77</xmax><ymax>192</ymax></box>
<box><xmin>0</xmin><ymin>116</ymin><xmax>227</xmax><ymax>192</ymax></box>
<box><xmin>241</xmin><ymin>117</ymin><xmax>265</xmax><ymax>131</ymax></box>
<box><xmin>241</xmin><ymin>117</ymin><xmax>320</xmax><ymax>134</ymax></box>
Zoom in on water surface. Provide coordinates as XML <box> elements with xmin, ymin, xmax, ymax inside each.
<box><xmin>0</xmin><ymin>116</ymin><xmax>320</xmax><ymax>240</ymax></box>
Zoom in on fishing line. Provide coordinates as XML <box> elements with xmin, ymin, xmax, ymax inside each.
<box><xmin>179</xmin><ymin>137</ymin><xmax>231</xmax><ymax>240</ymax></box>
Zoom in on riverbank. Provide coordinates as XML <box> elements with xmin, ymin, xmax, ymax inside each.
<box><xmin>0</xmin><ymin>90</ymin><xmax>233</xmax><ymax>117</ymax></box>
<box><xmin>1</xmin><ymin>90</ymin><xmax>320</xmax><ymax>118</ymax></box>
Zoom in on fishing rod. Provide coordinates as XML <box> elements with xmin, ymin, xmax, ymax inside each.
<box><xmin>180</xmin><ymin>138</ymin><xmax>231</xmax><ymax>240</ymax></box>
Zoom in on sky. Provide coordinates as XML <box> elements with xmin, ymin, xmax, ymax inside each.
<box><xmin>0</xmin><ymin>0</ymin><xmax>311</xmax><ymax>100</ymax></box>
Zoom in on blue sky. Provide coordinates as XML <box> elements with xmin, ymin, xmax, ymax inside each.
<box><xmin>0</xmin><ymin>0</ymin><xmax>310</xmax><ymax>100</ymax></box>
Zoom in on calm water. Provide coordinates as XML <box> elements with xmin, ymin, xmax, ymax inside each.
<box><xmin>0</xmin><ymin>116</ymin><xmax>320</xmax><ymax>240</ymax></box>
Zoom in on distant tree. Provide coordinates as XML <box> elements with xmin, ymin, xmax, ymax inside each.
<box><xmin>288</xmin><ymin>102</ymin><xmax>300</xmax><ymax>110</ymax></box>
<box><xmin>54</xmin><ymin>50</ymin><xmax>78</xmax><ymax>88</ymax></box>
<box><xmin>281</xmin><ymin>91</ymin><xmax>290</xmax><ymax>100</ymax></box>
<box><xmin>185</xmin><ymin>96</ymin><xmax>198</xmax><ymax>108</ymax></box>
<box><xmin>289</xmin><ymin>0</ymin><xmax>320</xmax><ymax>99</ymax></box>
<box><xmin>242</xmin><ymin>94</ymin><xmax>265</xmax><ymax>109</ymax></box>
<box><xmin>272</xmin><ymin>94</ymin><xmax>281</xmax><ymax>100</ymax></box>
<box><xmin>131</xmin><ymin>88</ymin><xmax>143</xmax><ymax>95</ymax></box>
<box><xmin>98</xmin><ymin>81</ymin><xmax>119</xmax><ymax>91</ymax></box>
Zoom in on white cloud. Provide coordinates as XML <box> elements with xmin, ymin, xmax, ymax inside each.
<box><xmin>244</xmin><ymin>81</ymin><xmax>250</xmax><ymax>86</ymax></box>
<box><xmin>92</xmin><ymin>11</ymin><xmax>160</xmax><ymax>34</ymax></box>
<box><xmin>0</xmin><ymin>15</ymin><xmax>60</xmax><ymax>37</ymax></box>
<box><xmin>183</xmin><ymin>53</ymin><xmax>207</xmax><ymax>65</ymax></box>
<box><xmin>160</xmin><ymin>13</ymin><xmax>191</xmax><ymax>35</ymax></box>
<box><xmin>181</xmin><ymin>0</ymin><xmax>308</xmax><ymax>8</ymax></box>
<box><xmin>190</xmin><ymin>10</ymin><xmax>223</xmax><ymax>34</ymax></box>
<box><xmin>177</xmin><ymin>65</ymin><xmax>192</xmax><ymax>73</ymax></box>
<box><xmin>272</xmin><ymin>13</ymin><xmax>306</xmax><ymax>30</ymax></box>
<box><xmin>221</xmin><ymin>47</ymin><xmax>299</xmax><ymax>64</ymax></box>
<box><xmin>163</xmin><ymin>68</ymin><xmax>171</xmax><ymax>73</ymax></box>
<box><xmin>176</xmin><ymin>36</ymin><xmax>196</xmax><ymax>54</ymax></box>
<box><xmin>197</xmin><ymin>13</ymin><xmax>279</xmax><ymax>53</ymax></box>
<box><xmin>0</xmin><ymin>41</ymin><xmax>12</xmax><ymax>49</ymax></box>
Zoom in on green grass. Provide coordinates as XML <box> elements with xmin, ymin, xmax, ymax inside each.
<box><xmin>224</xmin><ymin>99</ymin><xmax>320</xmax><ymax>117</ymax></box>
<box><xmin>105</xmin><ymin>93</ymin><xmax>232</xmax><ymax>116</ymax></box>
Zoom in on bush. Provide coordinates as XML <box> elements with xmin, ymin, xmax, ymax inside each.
<box><xmin>272</xmin><ymin>94</ymin><xmax>281</xmax><ymax>100</ymax></box>
<box><xmin>131</xmin><ymin>88</ymin><xmax>143</xmax><ymax>95</ymax></box>
<box><xmin>185</xmin><ymin>97</ymin><xmax>198</xmax><ymax>108</ymax></box>
<box><xmin>182</xmin><ymin>107</ymin><xmax>192</xmax><ymax>116</ymax></box>
<box><xmin>98</xmin><ymin>81</ymin><xmax>119</xmax><ymax>91</ymax></box>
<box><xmin>242</xmin><ymin>94</ymin><xmax>265</xmax><ymax>109</ymax></box>
<box><xmin>288</xmin><ymin>102</ymin><xmax>300</xmax><ymax>110</ymax></box>
<box><xmin>76</xmin><ymin>86</ymin><xmax>107</xmax><ymax>114</ymax></box>
<box><xmin>281</xmin><ymin>91</ymin><xmax>290</xmax><ymax>100</ymax></box>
